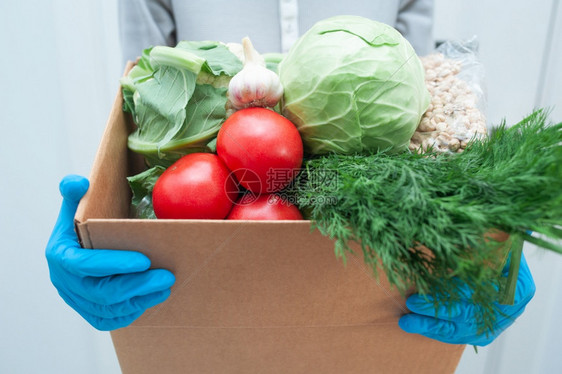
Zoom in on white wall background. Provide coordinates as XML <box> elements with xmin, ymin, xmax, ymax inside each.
<box><xmin>0</xmin><ymin>1</ymin><xmax>560</xmax><ymax>373</ymax></box>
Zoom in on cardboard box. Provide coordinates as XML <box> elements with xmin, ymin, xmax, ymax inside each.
<box><xmin>75</xmin><ymin>78</ymin><xmax>466</xmax><ymax>374</ymax></box>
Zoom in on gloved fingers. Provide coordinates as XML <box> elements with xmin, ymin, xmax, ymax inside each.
<box><xmin>399</xmin><ymin>314</ymin><xmax>478</xmax><ymax>345</ymax></box>
<box><xmin>89</xmin><ymin>310</ymin><xmax>146</xmax><ymax>331</ymax></box>
<box><xmin>400</xmin><ymin>306</ymin><xmax>525</xmax><ymax>346</ymax></box>
<box><xmin>54</xmin><ymin>245</ymin><xmax>152</xmax><ymax>277</ymax></box>
<box><xmin>59</xmin><ymin>174</ymin><xmax>90</xmax><ymax>202</ymax></box>
<box><xmin>405</xmin><ymin>293</ymin><xmax>475</xmax><ymax>323</ymax></box>
<box><xmin>58</xmin><ymin>287</ymin><xmax>171</xmax><ymax>319</ymax></box>
<box><xmin>399</xmin><ymin>313</ymin><xmax>457</xmax><ymax>342</ymax></box>
<box><xmin>46</xmin><ymin>176</ymin><xmax>155</xmax><ymax>278</ymax></box>
<box><xmin>47</xmin><ymin>175</ymin><xmax>90</xmax><ymax>247</ymax></box>
<box><xmin>406</xmin><ymin>291</ymin><xmax>528</xmax><ymax>327</ymax></box>
<box><xmin>58</xmin><ymin>290</ymin><xmax>145</xmax><ymax>331</ymax></box>
<box><xmin>77</xmin><ymin>269</ymin><xmax>176</xmax><ymax>306</ymax></box>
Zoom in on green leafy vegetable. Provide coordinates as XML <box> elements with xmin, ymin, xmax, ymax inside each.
<box><xmin>279</xmin><ymin>15</ymin><xmax>430</xmax><ymax>155</ymax></box>
<box><xmin>121</xmin><ymin>41</ymin><xmax>243</xmax><ymax>167</ymax></box>
<box><xmin>176</xmin><ymin>41</ymin><xmax>243</xmax><ymax>77</ymax></box>
<box><xmin>293</xmin><ymin>109</ymin><xmax>562</xmax><ymax>333</ymax></box>
<box><xmin>127</xmin><ymin>166</ymin><xmax>165</xmax><ymax>219</ymax></box>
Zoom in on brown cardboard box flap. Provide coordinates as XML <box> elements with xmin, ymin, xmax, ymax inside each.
<box><xmin>75</xmin><ymin>70</ymin><xmax>466</xmax><ymax>374</ymax></box>
<box><xmin>81</xmin><ymin>219</ymin><xmax>405</xmax><ymax>328</ymax></box>
<box><xmin>81</xmin><ymin>218</ymin><xmax>465</xmax><ymax>374</ymax></box>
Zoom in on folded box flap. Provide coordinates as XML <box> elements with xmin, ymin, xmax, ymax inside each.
<box><xmin>76</xmin><ymin>62</ymin><xmax>137</xmax><ymax>227</ymax></box>
<box><xmin>83</xmin><ymin>219</ymin><xmax>407</xmax><ymax>328</ymax></box>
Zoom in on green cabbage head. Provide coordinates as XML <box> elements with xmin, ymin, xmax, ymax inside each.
<box><xmin>279</xmin><ymin>16</ymin><xmax>430</xmax><ymax>154</ymax></box>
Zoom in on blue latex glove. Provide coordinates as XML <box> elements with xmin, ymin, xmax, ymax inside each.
<box><xmin>398</xmin><ymin>253</ymin><xmax>535</xmax><ymax>346</ymax></box>
<box><xmin>46</xmin><ymin>175</ymin><xmax>176</xmax><ymax>330</ymax></box>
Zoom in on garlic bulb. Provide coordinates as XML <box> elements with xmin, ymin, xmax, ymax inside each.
<box><xmin>227</xmin><ymin>37</ymin><xmax>283</xmax><ymax>109</ymax></box>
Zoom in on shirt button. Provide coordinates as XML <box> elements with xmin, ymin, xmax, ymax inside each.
<box><xmin>279</xmin><ymin>0</ymin><xmax>299</xmax><ymax>52</ymax></box>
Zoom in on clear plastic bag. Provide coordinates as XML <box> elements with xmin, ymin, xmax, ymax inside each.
<box><xmin>410</xmin><ymin>37</ymin><xmax>488</xmax><ymax>153</ymax></box>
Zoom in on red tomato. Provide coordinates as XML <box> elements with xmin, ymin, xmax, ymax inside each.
<box><xmin>216</xmin><ymin>107</ymin><xmax>303</xmax><ymax>194</ymax></box>
<box><xmin>227</xmin><ymin>193</ymin><xmax>303</xmax><ymax>220</ymax></box>
<box><xmin>153</xmin><ymin>153</ymin><xmax>238</xmax><ymax>219</ymax></box>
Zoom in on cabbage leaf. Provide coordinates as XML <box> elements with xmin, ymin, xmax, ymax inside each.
<box><xmin>279</xmin><ymin>16</ymin><xmax>430</xmax><ymax>155</ymax></box>
<box><xmin>122</xmin><ymin>41</ymin><xmax>242</xmax><ymax>167</ymax></box>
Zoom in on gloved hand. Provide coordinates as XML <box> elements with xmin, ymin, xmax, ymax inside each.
<box><xmin>398</xmin><ymin>253</ymin><xmax>535</xmax><ymax>346</ymax></box>
<box><xmin>46</xmin><ymin>175</ymin><xmax>176</xmax><ymax>331</ymax></box>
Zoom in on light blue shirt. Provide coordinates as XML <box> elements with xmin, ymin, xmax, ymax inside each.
<box><xmin>118</xmin><ymin>0</ymin><xmax>434</xmax><ymax>63</ymax></box>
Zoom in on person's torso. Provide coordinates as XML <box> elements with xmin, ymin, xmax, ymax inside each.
<box><xmin>170</xmin><ymin>0</ymin><xmax>401</xmax><ymax>53</ymax></box>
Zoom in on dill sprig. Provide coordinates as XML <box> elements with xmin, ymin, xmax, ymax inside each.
<box><xmin>294</xmin><ymin>109</ymin><xmax>562</xmax><ymax>333</ymax></box>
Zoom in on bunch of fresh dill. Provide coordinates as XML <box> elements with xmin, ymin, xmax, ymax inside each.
<box><xmin>293</xmin><ymin>109</ymin><xmax>562</xmax><ymax>333</ymax></box>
